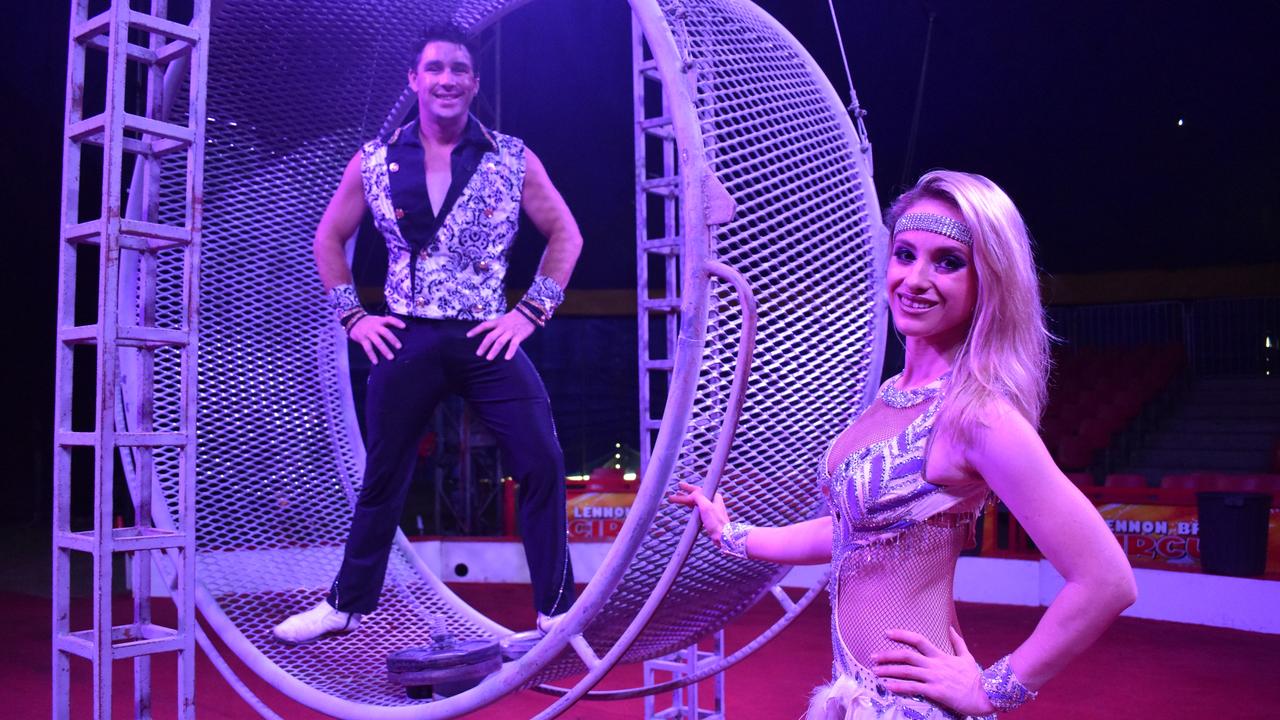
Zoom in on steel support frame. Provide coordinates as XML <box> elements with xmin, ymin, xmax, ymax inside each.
<box><xmin>54</xmin><ymin>2</ymin><xmax>862</xmax><ymax>718</ymax></box>
<box><xmin>53</xmin><ymin>1</ymin><xmax>209</xmax><ymax>717</ymax></box>
<box><xmin>430</xmin><ymin>400</ymin><xmax>505</xmax><ymax>537</ymax></box>
<box><xmin>634</xmin><ymin>10</ymin><xmax>682</xmax><ymax>474</ymax></box>
<box><xmin>643</xmin><ymin>630</ymin><xmax>726</xmax><ymax>720</ymax></box>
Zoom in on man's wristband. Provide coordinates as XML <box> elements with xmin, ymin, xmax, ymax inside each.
<box><xmin>514</xmin><ymin>302</ymin><xmax>544</xmax><ymax>328</ymax></box>
<box><xmin>719</xmin><ymin>520</ymin><xmax>754</xmax><ymax>560</ymax></box>
<box><xmin>981</xmin><ymin>654</ymin><xmax>1037</xmax><ymax>711</ymax></box>
<box><xmin>518</xmin><ymin>299</ymin><xmax>547</xmax><ymax>323</ymax></box>
<box><xmin>340</xmin><ymin>308</ymin><xmax>368</xmax><ymax>335</ymax></box>
<box><xmin>328</xmin><ymin>284</ymin><xmax>363</xmax><ymax>323</ymax></box>
<box><xmin>520</xmin><ymin>275</ymin><xmax>565</xmax><ymax>322</ymax></box>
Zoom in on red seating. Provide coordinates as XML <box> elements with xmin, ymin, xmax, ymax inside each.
<box><xmin>1044</xmin><ymin>344</ymin><xmax>1184</xmax><ymax>475</ymax></box>
<box><xmin>1056</xmin><ymin>436</ymin><xmax>1094</xmax><ymax>471</ymax></box>
<box><xmin>1105</xmin><ymin>473</ymin><xmax>1148</xmax><ymax>488</ymax></box>
<box><xmin>1217</xmin><ymin>473</ymin><xmax>1280</xmax><ymax>494</ymax></box>
<box><xmin>1159</xmin><ymin>473</ymin><xmax>1207</xmax><ymax>490</ymax></box>
<box><xmin>1107</xmin><ymin>389</ymin><xmax>1144</xmax><ymax>421</ymax></box>
<box><xmin>1087</xmin><ymin>407</ymin><xmax>1127</xmax><ymax>439</ymax></box>
<box><xmin>1065</xmin><ymin>472</ymin><xmax>1094</xmax><ymax>488</ymax></box>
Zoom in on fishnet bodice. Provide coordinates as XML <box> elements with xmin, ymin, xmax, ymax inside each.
<box><xmin>818</xmin><ymin>391</ymin><xmax>989</xmax><ymax>716</ymax></box>
<box><xmin>832</xmin><ymin>515</ymin><xmax>968</xmax><ymax>671</ymax></box>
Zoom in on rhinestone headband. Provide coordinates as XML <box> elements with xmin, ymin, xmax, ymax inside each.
<box><xmin>894</xmin><ymin>212</ymin><xmax>973</xmax><ymax>247</ymax></box>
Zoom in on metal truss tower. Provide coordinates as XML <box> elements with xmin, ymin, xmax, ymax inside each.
<box><xmin>52</xmin><ymin>1</ymin><xmax>211</xmax><ymax>717</ymax></box>
<box><xmin>633</xmin><ymin>11</ymin><xmax>683</xmax><ymax>476</ymax></box>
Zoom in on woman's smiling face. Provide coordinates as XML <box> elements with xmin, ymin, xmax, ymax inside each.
<box><xmin>887</xmin><ymin>198</ymin><xmax>979</xmax><ymax>347</ymax></box>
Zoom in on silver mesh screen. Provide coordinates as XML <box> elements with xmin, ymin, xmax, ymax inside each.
<box><xmin>531</xmin><ymin>0</ymin><xmax>882</xmax><ymax>681</ymax></box>
<box><xmin>149</xmin><ymin>0</ymin><xmax>525</xmax><ymax>708</ymax></box>
<box><xmin>133</xmin><ymin>0</ymin><xmax>882</xmax><ymax>710</ymax></box>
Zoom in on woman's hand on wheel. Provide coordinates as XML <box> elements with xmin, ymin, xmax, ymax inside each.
<box><xmin>668</xmin><ymin>481</ymin><xmax>731</xmax><ymax>546</ymax></box>
<box><xmin>871</xmin><ymin>627</ymin><xmax>997</xmax><ymax>717</ymax></box>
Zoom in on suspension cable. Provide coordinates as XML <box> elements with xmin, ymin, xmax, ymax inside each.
<box><xmin>826</xmin><ymin>0</ymin><xmax>871</xmax><ymax>153</ymax></box>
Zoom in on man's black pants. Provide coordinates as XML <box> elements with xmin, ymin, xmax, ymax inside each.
<box><xmin>327</xmin><ymin>317</ymin><xmax>575</xmax><ymax>617</ymax></box>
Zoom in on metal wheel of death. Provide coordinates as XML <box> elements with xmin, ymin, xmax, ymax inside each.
<box><xmin>117</xmin><ymin>0</ymin><xmax>885</xmax><ymax>717</ymax></box>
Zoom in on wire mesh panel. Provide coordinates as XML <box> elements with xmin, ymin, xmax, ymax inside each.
<box><xmin>146</xmin><ymin>0</ymin><xmax>530</xmax><ymax>710</ymax></box>
<box><xmin>530</xmin><ymin>0</ymin><xmax>883</xmax><ymax>683</ymax></box>
<box><xmin>122</xmin><ymin>0</ymin><xmax>883</xmax><ymax>715</ymax></box>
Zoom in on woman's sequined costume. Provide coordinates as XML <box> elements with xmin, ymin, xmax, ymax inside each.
<box><xmin>809</xmin><ymin>375</ymin><xmax>992</xmax><ymax>720</ymax></box>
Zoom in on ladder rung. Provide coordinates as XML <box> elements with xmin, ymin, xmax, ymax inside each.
<box><xmin>642</xmin><ymin>359</ymin><xmax>674</xmax><ymax>372</ymax></box>
<box><xmin>640</xmin><ymin>236</ymin><xmax>682</xmax><ymax>254</ymax></box>
<box><xmin>118</xmin><ymin>431</ymin><xmax>189</xmax><ymax>447</ymax></box>
<box><xmin>67</xmin><ymin>115</ymin><xmax>106</xmax><ymax>142</ymax></box>
<box><xmin>71</xmin><ymin>12</ymin><xmax>111</xmax><ymax>44</ymax></box>
<box><xmin>60</xmin><ymin>623</ymin><xmax>185</xmax><ymax>661</ymax></box>
<box><xmin>127</xmin><ymin>9</ymin><xmax>200</xmax><ymax>44</ymax></box>
<box><xmin>639</xmin><ymin>115</ymin><xmax>672</xmax><ymax>129</ymax></box>
<box><xmin>642</xmin><ymin>418</ymin><xmax>663</xmax><ymax>431</ymax></box>
<box><xmin>57</xmin><ymin>527</ymin><xmax>188</xmax><ymax>553</ymax></box>
<box><xmin>639</xmin><ymin>66</ymin><xmax>662</xmax><ymax>83</ymax></box>
<box><xmin>66</xmin><ymin>219</ymin><xmax>192</xmax><ymax>251</ymax></box>
<box><xmin>639</xmin><ymin>297</ymin><xmax>681</xmax><ymax>313</ymax></box>
<box><xmin>53</xmin><ymin>632</ymin><xmax>95</xmax><ymax>660</ymax></box>
<box><xmin>153</xmin><ymin>38</ymin><xmax>195</xmax><ymax>65</ymax></box>
<box><xmin>93</xmin><ymin>133</ymin><xmax>177</xmax><ymax>158</ymax></box>
<box><xmin>125</xmin><ymin>113</ymin><xmax>195</xmax><ymax>145</ymax></box>
<box><xmin>118</xmin><ymin>326</ymin><xmax>190</xmax><ymax>348</ymax></box>
<box><xmin>640</xmin><ymin>177</ymin><xmax>680</xmax><ymax>197</ymax></box>
<box><xmin>56</xmin><ymin>431</ymin><xmax>94</xmax><ymax>447</ymax></box>
<box><xmin>644</xmin><ymin>659</ymin><xmax>691</xmax><ymax>673</ymax></box>
<box><xmin>86</xmin><ymin>35</ymin><xmax>157</xmax><ymax>65</ymax></box>
<box><xmin>112</xmin><ymin>633</ymin><xmax>185</xmax><ymax>660</ymax></box>
<box><xmin>639</xmin><ymin>116</ymin><xmax>675</xmax><ymax>140</ymax></box>
<box><xmin>149</xmin><ymin>137</ymin><xmax>191</xmax><ymax>157</ymax></box>
<box><xmin>58</xmin><ymin>325</ymin><xmax>99</xmax><ymax>345</ymax></box>
<box><xmin>64</xmin><ymin>219</ymin><xmax>103</xmax><ymax>245</ymax></box>
<box><xmin>75</xmin><ymin>12</ymin><xmax>197</xmax><ymax>65</ymax></box>
<box><xmin>58</xmin><ymin>325</ymin><xmax>190</xmax><ymax>348</ymax></box>
<box><xmin>68</xmin><ymin>113</ymin><xmax>195</xmax><ymax>152</ymax></box>
<box><xmin>122</xmin><ymin>218</ymin><xmax>193</xmax><ymax>248</ymax></box>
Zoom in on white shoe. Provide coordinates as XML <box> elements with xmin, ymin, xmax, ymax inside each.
<box><xmin>273</xmin><ymin>600</ymin><xmax>362</xmax><ymax>645</ymax></box>
<box><xmin>536</xmin><ymin>612</ymin><xmax>563</xmax><ymax>634</ymax></box>
<box><xmin>499</xmin><ymin>613</ymin><xmax>566</xmax><ymax>660</ymax></box>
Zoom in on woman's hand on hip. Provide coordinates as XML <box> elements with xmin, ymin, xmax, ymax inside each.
<box><xmin>872</xmin><ymin>627</ymin><xmax>997</xmax><ymax>717</ymax></box>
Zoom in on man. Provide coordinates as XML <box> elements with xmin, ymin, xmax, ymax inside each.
<box><xmin>273</xmin><ymin>24</ymin><xmax>581</xmax><ymax>647</ymax></box>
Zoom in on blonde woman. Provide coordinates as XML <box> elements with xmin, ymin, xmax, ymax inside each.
<box><xmin>672</xmin><ymin>170</ymin><xmax>1136</xmax><ymax>719</ymax></box>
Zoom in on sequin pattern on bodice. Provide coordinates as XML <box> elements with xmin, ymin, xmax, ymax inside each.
<box><xmin>816</xmin><ymin>376</ymin><xmax>991</xmax><ymax>719</ymax></box>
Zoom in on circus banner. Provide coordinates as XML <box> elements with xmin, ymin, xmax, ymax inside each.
<box><xmin>567</xmin><ymin>491</ymin><xmax>636</xmax><ymax>541</ymax></box>
<box><xmin>1099</xmin><ymin>503</ymin><xmax>1280</xmax><ymax>575</ymax></box>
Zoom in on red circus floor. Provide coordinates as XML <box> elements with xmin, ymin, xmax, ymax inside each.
<box><xmin>13</xmin><ymin>583</ymin><xmax>1280</xmax><ymax>719</ymax></box>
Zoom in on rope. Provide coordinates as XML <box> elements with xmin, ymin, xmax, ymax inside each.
<box><xmin>826</xmin><ymin>0</ymin><xmax>871</xmax><ymax>154</ymax></box>
<box><xmin>900</xmin><ymin>10</ymin><xmax>937</xmax><ymax>189</ymax></box>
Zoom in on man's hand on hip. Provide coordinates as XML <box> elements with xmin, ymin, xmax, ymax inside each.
<box><xmin>467</xmin><ymin>310</ymin><xmax>536</xmax><ymax>361</ymax></box>
<box><xmin>349</xmin><ymin>315</ymin><xmax>406</xmax><ymax>364</ymax></box>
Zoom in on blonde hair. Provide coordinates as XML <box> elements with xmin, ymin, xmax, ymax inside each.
<box><xmin>886</xmin><ymin>170</ymin><xmax>1050</xmax><ymax>441</ymax></box>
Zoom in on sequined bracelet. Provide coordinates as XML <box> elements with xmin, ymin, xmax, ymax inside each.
<box><xmin>719</xmin><ymin>520</ymin><xmax>754</xmax><ymax>560</ymax></box>
<box><xmin>520</xmin><ymin>275</ymin><xmax>565</xmax><ymax>322</ymax></box>
<box><xmin>328</xmin><ymin>283</ymin><xmax>364</xmax><ymax>324</ymax></box>
<box><xmin>981</xmin><ymin>654</ymin><xmax>1037</xmax><ymax>711</ymax></box>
